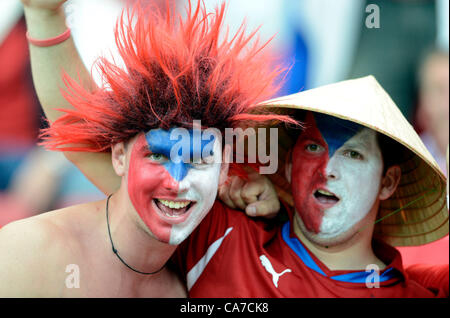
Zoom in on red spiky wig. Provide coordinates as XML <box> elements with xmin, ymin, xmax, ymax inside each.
<box><xmin>40</xmin><ymin>0</ymin><xmax>296</xmax><ymax>153</ymax></box>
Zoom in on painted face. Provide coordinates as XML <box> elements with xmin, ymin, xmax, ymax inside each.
<box><xmin>127</xmin><ymin>128</ymin><xmax>222</xmax><ymax>245</ymax></box>
<box><xmin>290</xmin><ymin>112</ymin><xmax>384</xmax><ymax>240</ymax></box>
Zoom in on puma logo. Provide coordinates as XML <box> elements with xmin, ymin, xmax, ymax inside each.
<box><xmin>259</xmin><ymin>255</ymin><xmax>291</xmax><ymax>288</ymax></box>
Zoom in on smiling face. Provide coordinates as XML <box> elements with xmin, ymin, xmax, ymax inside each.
<box><xmin>289</xmin><ymin>112</ymin><xmax>384</xmax><ymax>242</ymax></box>
<box><xmin>126</xmin><ymin>128</ymin><xmax>225</xmax><ymax>245</ymax></box>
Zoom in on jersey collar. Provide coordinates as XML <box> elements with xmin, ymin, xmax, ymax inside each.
<box><xmin>281</xmin><ymin>221</ymin><xmax>403</xmax><ymax>284</ymax></box>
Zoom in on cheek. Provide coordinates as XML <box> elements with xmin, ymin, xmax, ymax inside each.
<box><xmin>169</xmin><ymin>165</ymin><xmax>221</xmax><ymax>244</ymax></box>
<box><xmin>180</xmin><ymin>143</ymin><xmax>223</xmax><ymax>205</ymax></box>
<box><xmin>323</xmin><ymin>159</ymin><xmax>383</xmax><ymax>233</ymax></box>
<box><xmin>339</xmin><ymin>156</ymin><xmax>383</xmax><ymax>196</ymax></box>
<box><xmin>290</xmin><ymin>146</ymin><xmax>328</xmax><ymax>199</ymax></box>
<box><xmin>127</xmin><ymin>142</ymin><xmax>179</xmax><ymax>244</ymax></box>
<box><xmin>352</xmin><ymin>160</ymin><xmax>383</xmax><ymax>207</ymax></box>
<box><xmin>290</xmin><ymin>148</ymin><xmax>328</xmax><ymax>233</ymax></box>
<box><xmin>127</xmin><ymin>136</ymin><xmax>179</xmax><ymax>212</ymax></box>
<box><xmin>127</xmin><ymin>138</ymin><xmax>167</xmax><ymax>198</ymax></box>
<box><xmin>128</xmin><ymin>157</ymin><xmax>167</xmax><ymax>196</ymax></box>
<box><xmin>182</xmin><ymin>164</ymin><xmax>221</xmax><ymax>204</ymax></box>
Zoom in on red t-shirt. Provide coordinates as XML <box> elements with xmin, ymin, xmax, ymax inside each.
<box><xmin>174</xmin><ymin>201</ymin><xmax>446</xmax><ymax>298</ymax></box>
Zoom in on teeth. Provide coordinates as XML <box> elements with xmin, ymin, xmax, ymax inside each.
<box><xmin>317</xmin><ymin>189</ymin><xmax>335</xmax><ymax>197</ymax></box>
<box><xmin>158</xmin><ymin>199</ymin><xmax>191</xmax><ymax>209</ymax></box>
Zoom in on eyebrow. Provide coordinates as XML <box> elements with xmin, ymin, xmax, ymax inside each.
<box><xmin>342</xmin><ymin>136</ymin><xmax>371</xmax><ymax>150</ymax></box>
<box><xmin>145</xmin><ymin>130</ymin><xmax>216</xmax><ymax>158</ymax></box>
<box><xmin>300</xmin><ymin>136</ymin><xmax>327</xmax><ymax>146</ymax></box>
<box><xmin>137</xmin><ymin>143</ymin><xmax>151</xmax><ymax>154</ymax></box>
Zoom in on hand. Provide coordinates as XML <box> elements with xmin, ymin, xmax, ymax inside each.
<box><xmin>218</xmin><ymin>170</ymin><xmax>280</xmax><ymax>219</ymax></box>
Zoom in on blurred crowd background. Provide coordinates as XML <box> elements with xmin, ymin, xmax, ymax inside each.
<box><xmin>0</xmin><ymin>0</ymin><xmax>448</xmax><ymax>265</ymax></box>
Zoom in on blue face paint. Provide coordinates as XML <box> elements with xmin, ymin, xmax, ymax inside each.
<box><xmin>313</xmin><ymin>113</ymin><xmax>362</xmax><ymax>157</ymax></box>
<box><xmin>145</xmin><ymin>128</ymin><xmax>216</xmax><ymax>181</ymax></box>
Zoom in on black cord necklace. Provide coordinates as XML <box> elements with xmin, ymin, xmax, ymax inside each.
<box><xmin>106</xmin><ymin>194</ymin><xmax>166</xmax><ymax>275</ymax></box>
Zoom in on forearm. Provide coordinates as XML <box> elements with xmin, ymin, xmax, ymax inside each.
<box><xmin>22</xmin><ymin>3</ymin><xmax>118</xmax><ymax>195</ymax></box>
<box><xmin>65</xmin><ymin>151</ymin><xmax>120</xmax><ymax>195</ymax></box>
<box><xmin>23</xmin><ymin>5</ymin><xmax>96</xmax><ymax>122</ymax></box>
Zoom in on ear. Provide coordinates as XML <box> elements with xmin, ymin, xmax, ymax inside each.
<box><xmin>284</xmin><ymin>149</ymin><xmax>293</xmax><ymax>184</ymax></box>
<box><xmin>218</xmin><ymin>143</ymin><xmax>231</xmax><ymax>186</ymax></box>
<box><xmin>111</xmin><ymin>142</ymin><xmax>127</xmax><ymax>177</ymax></box>
<box><xmin>379</xmin><ymin>165</ymin><xmax>401</xmax><ymax>200</ymax></box>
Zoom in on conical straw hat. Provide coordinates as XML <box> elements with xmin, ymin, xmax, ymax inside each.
<box><xmin>257</xmin><ymin>75</ymin><xmax>448</xmax><ymax>246</ymax></box>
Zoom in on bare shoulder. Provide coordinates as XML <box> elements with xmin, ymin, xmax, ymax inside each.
<box><xmin>0</xmin><ymin>201</ymin><xmax>103</xmax><ymax>297</ymax></box>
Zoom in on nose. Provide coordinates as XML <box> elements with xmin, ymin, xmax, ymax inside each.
<box><xmin>325</xmin><ymin>156</ymin><xmax>340</xmax><ymax>180</ymax></box>
<box><xmin>178</xmin><ymin>177</ymin><xmax>191</xmax><ymax>194</ymax></box>
<box><xmin>162</xmin><ymin>176</ymin><xmax>179</xmax><ymax>192</ymax></box>
<box><xmin>162</xmin><ymin>162</ymin><xmax>190</xmax><ymax>193</ymax></box>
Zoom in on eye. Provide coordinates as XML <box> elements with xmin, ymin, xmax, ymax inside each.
<box><xmin>148</xmin><ymin>153</ymin><xmax>167</xmax><ymax>162</ymax></box>
<box><xmin>343</xmin><ymin>150</ymin><xmax>363</xmax><ymax>160</ymax></box>
<box><xmin>305</xmin><ymin>143</ymin><xmax>324</xmax><ymax>153</ymax></box>
<box><xmin>192</xmin><ymin>155</ymin><xmax>214</xmax><ymax>166</ymax></box>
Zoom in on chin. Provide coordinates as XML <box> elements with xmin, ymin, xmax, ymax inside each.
<box><xmin>167</xmin><ymin>234</ymin><xmax>187</xmax><ymax>246</ymax></box>
<box><xmin>307</xmin><ymin>230</ymin><xmax>358</xmax><ymax>248</ymax></box>
<box><xmin>168</xmin><ymin>208</ymin><xmax>209</xmax><ymax>245</ymax></box>
<box><xmin>146</xmin><ymin>228</ymin><xmax>187</xmax><ymax>245</ymax></box>
<box><xmin>297</xmin><ymin>215</ymin><xmax>359</xmax><ymax>248</ymax></box>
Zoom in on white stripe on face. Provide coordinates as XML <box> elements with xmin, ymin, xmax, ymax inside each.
<box><xmin>318</xmin><ymin>128</ymin><xmax>383</xmax><ymax>238</ymax></box>
<box><xmin>168</xmin><ymin>135</ymin><xmax>223</xmax><ymax>245</ymax></box>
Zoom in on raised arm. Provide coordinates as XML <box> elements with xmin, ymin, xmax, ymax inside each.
<box><xmin>22</xmin><ymin>0</ymin><xmax>120</xmax><ymax>194</ymax></box>
<box><xmin>22</xmin><ymin>1</ymin><xmax>281</xmax><ymax>216</ymax></box>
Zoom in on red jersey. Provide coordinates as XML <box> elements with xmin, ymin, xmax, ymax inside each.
<box><xmin>175</xmin><ymin>201</ymin><xmax>446</xmax><ymax>298</ymax></box>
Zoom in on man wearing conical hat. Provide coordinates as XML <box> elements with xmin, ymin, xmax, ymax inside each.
<box><xmin>173</xmin><ymin>76</ymin><xmax>449</xmax><ymax>297</ymax></box>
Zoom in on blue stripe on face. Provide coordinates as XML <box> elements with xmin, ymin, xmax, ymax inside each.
<box><xmin>145</xmin><ymin>128</ymin><xmax>216</xmax><ymax>181</ymax></box>
<box><xmin>313</xmin><ymin>113</ymin><xmax>362</xmax><ymax>157</ymax></box>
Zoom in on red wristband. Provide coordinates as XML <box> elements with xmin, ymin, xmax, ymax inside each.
<box><xmin>26</xmin><ymin>28</ymin><xmax>71</xmax><ymax>47</ymax></box>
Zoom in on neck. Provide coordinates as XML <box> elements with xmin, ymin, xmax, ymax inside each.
<box><xmin>106</xmin><ymin>190</ymin><xmax>177</xmax><ymax>277</ymax></box>
<box><xmin>292</xmin><ymin>208</ymin><xmax>386</xmax><ymax>271</ymax></box>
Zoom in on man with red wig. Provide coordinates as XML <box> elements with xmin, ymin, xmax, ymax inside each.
<box><xmin>0</xmin><ymin>0</ymin><xmax>291</xmax><ymax>297</ymax></box>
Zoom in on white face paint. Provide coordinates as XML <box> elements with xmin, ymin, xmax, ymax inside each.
<box><xmin>168</xmin><ymin>135</ymin><xmax>223</xmax><ymax>245</ymax></box>
<box><xmin>318</xmin><ymin>128</ymin><xmax>384</xmax><ymax>239</ymax></box>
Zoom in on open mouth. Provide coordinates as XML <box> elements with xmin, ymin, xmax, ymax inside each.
<box><xmin>154</xmin><ymin>199</ymin><xmax>195</xmax><ymax>218</ymax></box>
<box><xmin>313</xmin><ymin>189</ymin><xmax>340</xmax><ymax>205</ymax></box>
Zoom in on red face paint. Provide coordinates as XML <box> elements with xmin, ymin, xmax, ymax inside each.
<box><xmin>290</xmin><ymin>113</ymin><xmax>329</xmax><ymax>233</ymax></box>
<box><xmin>127</xmin><ymin>133</ymin><xmax>179</xmax><ymax>243</ymax></box>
